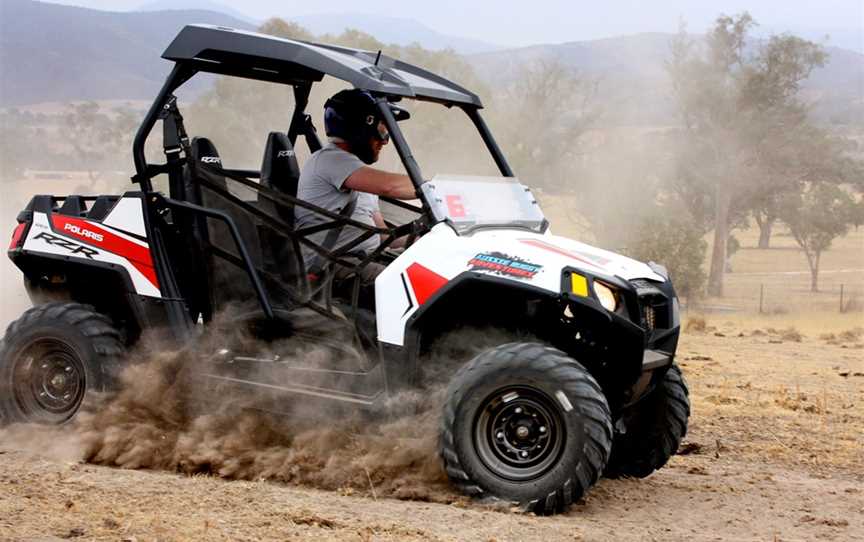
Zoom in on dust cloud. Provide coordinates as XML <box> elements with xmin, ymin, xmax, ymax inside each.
<box><xmin>0</xmin><ymin>324</ymin><xmax>519</xmax><ymax>504</ymax></box>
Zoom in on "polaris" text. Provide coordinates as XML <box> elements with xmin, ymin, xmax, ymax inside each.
<box><xmin>63</xmin><ymin>223</ymin><xmax>104</xmax><ymax>242</ymax></box>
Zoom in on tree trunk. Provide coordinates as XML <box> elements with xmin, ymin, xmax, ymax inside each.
<box><xmin>708</xmin><ymin>185</ymin><xmax>731</xmax><ymax>297</ymax></box>
<box><xmin>757</xmin><ymin>217</ymin><xmax>773</xmax><ymax>249</ymax></box>
<box><xmin>810</xmin><ymin>251</ymin><xmax>821</xmax><ymax>292</ymax></box>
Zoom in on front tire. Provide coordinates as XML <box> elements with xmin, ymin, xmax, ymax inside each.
<box><xmin>440</xmin><ymin>343</ymin><xmax>612</xmax><ymax>515</ymax></box>
<box><xmin>0</xmin><ymin>302</ymin><xmax>125</xmax><ymax>424</ymax></box>
<box><xmin>605</xmin><ymin>364</ymin><xmax>690</xmax><ymax>478</ymax></box>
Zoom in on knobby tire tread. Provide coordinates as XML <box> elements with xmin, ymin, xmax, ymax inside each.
<box><xmin>439</xmin><ymin>342</ymin><xmax>612</xmax><ymax>515</ymax></box>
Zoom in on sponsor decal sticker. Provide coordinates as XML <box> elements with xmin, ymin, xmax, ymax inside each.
<box><xmin>468</xmin><ymin>252</ymin><xmax>542</xmax><ymax>279</ymax></box>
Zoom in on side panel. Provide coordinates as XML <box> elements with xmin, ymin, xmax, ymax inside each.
<box><xmin>375</xmin><ymin>225</ymin><xmax>667</xmax><ymax>347</ymax></box>
<box><xmin>22</xmin><ymin>212</ymin><xmax>162</xmax><ymax>298</ymax></box>
<box><xmin>376</xmin><ymin>224</ymin><xmax>557</xmax><ymax>346</ymax></box>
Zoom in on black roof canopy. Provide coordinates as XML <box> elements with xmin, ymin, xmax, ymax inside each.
<box><xmin>162</xmin><ymin>25</ymin><xmax>482</xmax><ymax>107</ymax></box>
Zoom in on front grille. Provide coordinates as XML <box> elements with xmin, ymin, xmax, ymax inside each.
<box><xmin>631</xmin><ymin>279</ymin><xmax>669</xmax><ymax>331</ymax></box>
<box><xmin>644</xmin><ymin>305</ymin><xmax>656</xmax><ymax>331</ymax></box>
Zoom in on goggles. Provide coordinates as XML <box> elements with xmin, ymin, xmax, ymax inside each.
<box><xmin>376</xmin><ymin>120</ymin><xmax>390</xmax><ymax>142</ymax></box>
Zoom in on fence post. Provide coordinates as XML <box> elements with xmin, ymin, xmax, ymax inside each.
<box><xmin>759</xmin><ymin>284</ymin><xmax>764</xmax><ymax>314</ymax></box>
<box><xmin>840</xmin><ymin>284</ymin><xmax>845</xmax><ymax>313</ymax></box>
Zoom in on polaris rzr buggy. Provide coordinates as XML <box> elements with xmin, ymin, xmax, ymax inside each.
<box><xmin>2</xmin><ymin>25</ymin><xmax>689</xmax><ymax>515</ymax></box>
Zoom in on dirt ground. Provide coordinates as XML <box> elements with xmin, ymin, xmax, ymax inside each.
<box><xmin>1</xmin><ymin>316</ymin><xmax>862</xmax><ymax>542</ymax></box>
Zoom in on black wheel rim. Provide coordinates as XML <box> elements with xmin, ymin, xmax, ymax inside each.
<box><xmin>474</xmin><ymin>386</ymin><xmax>565</xmax><ymax>481</ymax></box>
<box><xmin>11</xmin><ymin>338</ymin><xmax>86</xmax><ymax>423</ymax></box>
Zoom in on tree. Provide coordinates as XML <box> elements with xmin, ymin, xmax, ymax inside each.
<box><xmin>493</xmin><ymin>61</ymin><xmax>599</xmax><ymax>193</ymax></box>
<box><xmin>64</xmin><ymin>101</ymin><xmax>107</xmax><ymax>180</ymax></box>
<box><xmin>623</xmin><ymin>214</ymin><xmax>707</xmax><ymax>301</ymax></box>
<box><xmin>751</xmin><ymin>127</ymin><xmax>861</xmax><ymax>248</ymax></box>
<box><xmin>668</xmin><ymin>13</ymin><xmax>826</xmax><ymax>296</ymax></box>
<box><xmin>0</xmin><ymin>109</ymin><xmax>42</xmax><ymax>180</ymax></box>
<box><xmin>62</xmin><ymin>102</ymin><xmax>141</xmax><ymax>180</ymax></box>
<box><xmin>777</xmin><ymin>183</ymin><xmax>861</xmax><ymax>292</ymax></box>
<box><xmin>258</xmin><ymin>18</ymin><xmax>315</xmax><ymax>41</ymax></box>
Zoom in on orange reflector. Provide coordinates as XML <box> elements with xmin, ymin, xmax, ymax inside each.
<box><xmin>570</xmin><ymin>274</ymin><xmax>589</xmax><ymax>297</ymax></box>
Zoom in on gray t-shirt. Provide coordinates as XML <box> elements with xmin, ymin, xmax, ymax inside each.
<box><xmin>295</xmin><ymin>143</ymin><xmax>380</xmax><ymax>267</ymax></box>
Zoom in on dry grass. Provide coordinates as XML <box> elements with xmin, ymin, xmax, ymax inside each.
<box><xmin>680</xmin><ymin>313</ymin><xmax>864</xmax><ymax>474</ymax></box>
<box><xmin>693</xmin><ymin>311</ymin><xmax>864</xmax><ymax>337</ymax></box>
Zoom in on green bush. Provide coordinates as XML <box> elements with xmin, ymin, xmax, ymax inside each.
<box><xmin>623</xmin><ymin>215</ymin><xmax>707</xmax><ymax>300</ymax></box>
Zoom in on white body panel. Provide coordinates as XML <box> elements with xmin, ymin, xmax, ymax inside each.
<box><xmin>22</xmin><ymin>212</ymin><xmax>161</xmax><ymax>298</ymax></box>
<box><xmin>102</xmin><ymin>197</ymin><xmax>147</xmax><ymax>237</ymax></box>
<box><xmin>375</xmin><ymin>224</ymin><xmax>664</xmax><ymax>346</ymax></box>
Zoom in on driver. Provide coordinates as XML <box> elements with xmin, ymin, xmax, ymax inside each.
<box><xmin>295</xmin><ymin>89</ymin><xmax>416</xmax><ymax>293</ymax></box>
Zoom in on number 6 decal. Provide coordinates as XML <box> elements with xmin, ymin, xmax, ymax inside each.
<box><xmin>446</xmin><ymin>195</ymin><xmax>466</xmax><ymax>218</ymax></box>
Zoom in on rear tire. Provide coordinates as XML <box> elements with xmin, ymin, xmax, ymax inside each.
<box><xmin>0</xmin><ymin>302</ymin><xmax>125</xmax><ymax>425</ymax></box>
<box><xmin>605</xmin><ymin>364</ymin><xmax>690</xmax><ymax>478</ymax></box>
<box><xmin>440</xmin><ymin>343</ymin><xmax>612</xmax><ymax>515</ymax></box>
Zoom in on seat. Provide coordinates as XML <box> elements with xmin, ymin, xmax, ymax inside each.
<box><xmin>259</xmin><ymin>131</ymin><xmax>301</xmax><ymax>223</ymax></box>
<box><xmin>183</xmin><ymin>137</ymin><xmax>266</xmax><ymax>312</ymax></box>
<box><xmin>256</xmin><ymin>132</ymin><xmax>304</xmax><ymax>292</ymax></box>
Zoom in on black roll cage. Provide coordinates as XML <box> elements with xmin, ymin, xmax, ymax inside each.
<box><xmin>129</xmin><ymin>29</ymin><xmax>515</xmax><ymax>323</ymax></box>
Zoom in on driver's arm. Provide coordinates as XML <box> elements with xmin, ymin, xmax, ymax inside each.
<box><xmin>344</xmin><ymin>167</ymin><xmax>416</xmax><ymax>200</ymax></box>
<box><xmin>372</xmin><ymin>210</ymin><xmax>407</xmax><ymax>248</ymax></box>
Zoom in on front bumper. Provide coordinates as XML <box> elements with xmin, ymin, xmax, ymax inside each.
<box><xmin>642</xmin><ymin>349</ymin><xmax>673</xmax><ymax>371</ymax></box>
<box><xmin>559</xmin><ymin>269</ymin><xmax>681</xmax><ymax>410</ymax></box>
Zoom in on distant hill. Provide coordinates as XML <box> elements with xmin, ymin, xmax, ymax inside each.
<box><xmin>286</xmin><ymin>13</ymin><xmax>502</xmax><ymax>54</ymax></box>
<box><xmin>136</xmin><ymin>0</ymin><xmax>259</xmax><ymax>26</ymax></box>
<box><xmin>135</xmin><ymin>1</ymin><xmax>500</xmax><ymax>53</ymax></box>
<box><xmin>468</xmin><ymin>33</ymin><xmax>864</xmax><ymax>125</ymax></box>
<box><xmin>2</xmin><ymin>0</ymin><xmax>861</xmax><ymax>125</ymax></box>
<box><xmin>0</xmin><ymin>0</ymin><xmax>253</xmax><ymax>106</ymax></box>
<box><xmin>135</xmin><ymin>2</ymin><xmax>502</xmax><ymax>53</ymax></box>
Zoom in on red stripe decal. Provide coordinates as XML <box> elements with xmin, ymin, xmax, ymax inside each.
<box><xmin>50</xmin><ymin>215</ymin><xmax>160</xmax><ymax>290</ymax></box>
<box><xmin>519</xmin><ymin>239</ymin><xmax>606</xmax><ymax>270</ymax></box>
<box><xmin>405</xmin><ymin>263</ymin><xmax>448</xmax><ymax>305</ymax></box>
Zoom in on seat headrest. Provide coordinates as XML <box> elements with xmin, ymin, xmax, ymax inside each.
<box><xmin>190</xmin><ymin>137</ymin><xmax>222</xmax><ymax>167</ymax></box>
<box><xmin>261</xmin><ymin>132</ymin><xmax>300</xmax><ymax>195</ymax></box>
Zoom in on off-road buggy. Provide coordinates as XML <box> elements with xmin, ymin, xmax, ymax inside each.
<box><xmin>2</xmin><ymin>25</ymin><xmax>689</xmax><ymax>514</ymax></box>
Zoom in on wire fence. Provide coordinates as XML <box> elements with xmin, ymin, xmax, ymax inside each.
<box><xmin>687</xmin><ymin>278</ymin><xmax>864</xmax><ymax>315</ymax></box>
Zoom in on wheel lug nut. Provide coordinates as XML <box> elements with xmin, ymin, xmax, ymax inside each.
<box><xmin>520</xmin><ymin>451</ymin><xmax>528</xmax><ymax>458</ymax></box>
<box><xmin>539</xmin><ymin>426</ymin><xmax>547</xmax><ymax>433</ymax></box>
<box><xmin>514</xmin><ymin>407</ymin><xmax>522</xmax><ymax>414</ymax></box>
<box><xmin>496</xmin><ymin>432</ymin><xmax>504</xmax><ymax>439</ymax></box>
<box><xmin>65</xmin><ymin>367</ymin><xmax>73</xmax><ymax>373</ymax></box>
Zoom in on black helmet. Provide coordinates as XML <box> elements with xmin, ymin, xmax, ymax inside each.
<box><xmin>323</xmin><ymin>89</ymin><xmax>409</xmax><ymax>164</ymax></box>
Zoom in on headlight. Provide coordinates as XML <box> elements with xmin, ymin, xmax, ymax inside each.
<box><xmin>593</xmin><ymin>282</ymin><xmax>618</xmax><ymax>312</ymax></box>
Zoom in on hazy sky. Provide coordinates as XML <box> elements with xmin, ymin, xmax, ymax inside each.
<box><xmin>41</xmin><ymin>0</ymin><xmax>864</xmax><ymax>48</ymax></box>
